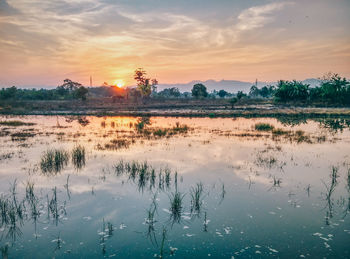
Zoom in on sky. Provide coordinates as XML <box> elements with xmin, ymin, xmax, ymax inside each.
<box><xmin>0</xmin><ymin>0</ymin><xmax>349</xmax><ymax>88</ymax></box>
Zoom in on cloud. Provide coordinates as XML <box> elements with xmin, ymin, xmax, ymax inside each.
<box><xmin>0</xmin><ymin>0</ymin><xmax>348</xmax><ymax>87</ymax></box>
<box><xmin>236</xmin><ymin>2</ymin><xmax>293</xmax><ymax>31</ymax></box>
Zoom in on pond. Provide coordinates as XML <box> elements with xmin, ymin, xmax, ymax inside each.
<box><xmin>0</xmin><ymin>115</ymin><xmax>349</xmax><ymax>258</ymax></box>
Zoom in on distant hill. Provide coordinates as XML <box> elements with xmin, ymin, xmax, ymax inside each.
<box><xmin>157</xmin><ymin>78</ymin><xmax>321</xmax><ymax>93</ymax></box>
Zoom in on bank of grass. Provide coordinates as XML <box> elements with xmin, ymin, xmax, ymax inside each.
<box><xmin>0</xmin><ymin>120</ymin><xmax>35</xmax><ymax>126</ymax></box>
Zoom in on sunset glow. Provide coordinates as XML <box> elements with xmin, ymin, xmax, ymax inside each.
<box><xmin>0</xmin><ymin>0</ymin><xmax>349</xmax><ymax>88</ymax></box>
<box><xmin>113</xmin><ymin>80</ymin><xmax>125</xmax><ymax>88</ymax></box>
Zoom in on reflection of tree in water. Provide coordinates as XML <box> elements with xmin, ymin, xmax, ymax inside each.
<box><xmin>322</xmin><ymin>166</ymin><xmax>339</xmax><ymax>225</ymax></box>
<box><xmin>277</xmin><ymin>116</ymin><xmax>308</xmax><ymax>127</ymax></box>
<box><xmin>343</xmin><ymin>169</ymin><xmax>350</xmax><ymax>218</ymax></box>
<box><xmin>64</xmin><ymin>116</ymin><xmax>90</xmax><ymax>127</ymax></box>
<box><xmin>276</xmin><ymin>116</ymin><xmax>350</xmax><ymax>134</ymax></box>
<box><xmin>317</xmin><ymin>118</ymin><xmax>350</xmax><ymax>133</ymax></box>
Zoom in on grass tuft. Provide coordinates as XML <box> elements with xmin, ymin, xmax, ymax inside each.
<box><xmin>254</xmin><ymin>123</ymin><xmax>274</xmax><ymax>131</ymax></box>
<box><xmin>40</xmin><ymin>149</ymin><xmax>69</xmax><ymax>174</ymax></box>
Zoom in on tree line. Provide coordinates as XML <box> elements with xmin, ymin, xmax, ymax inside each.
<box><xmin>1</xmin><ymin>71</ymin><xmax>349</xmax><ymax>106</ymax></box>
<box><xmin>0</xmin><ymin>79</ymin><xmax>88</xmax><ymax>101</ymax></box>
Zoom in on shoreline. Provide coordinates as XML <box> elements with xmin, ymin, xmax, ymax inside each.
<box><xmin>1</xmin><ymin>107</ymin><xmax>350</xmax><ymax>118</ymax></box>
<box><xmin>1</xmin><ymin>99</ymin><xmax>350</xmax><ymax>118</ymax></box>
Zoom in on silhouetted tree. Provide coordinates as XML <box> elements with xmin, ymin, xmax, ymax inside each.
<box><xmin>229</xmin><ymin>97</ymin><xmax>238</xmax><ymax>109</ymax></box>
<box><xmin>134</xmin><ymin>68</ymin><xmax>158</xmax><ymax>98</ymax></box>
<box><xmin>74</xmin><ymin>86</ymin><xmax>88</xmax><ymax>101</ymax></box>
<box><xmin>191</xmin><ymin>83</ymin><xmax>208</xmax><ymax>98</ymax></box>
<box><xmin>236</xmin><ymin>91</ymin><xmax>246</xmax><ymax>100</ymax></box>
<box><xmin>218</xmin><ymin>90</ymin><xmax>228</xmax><ymax>98</ymax></box>
<box><xmin>274</xmin><ymin>80</ymin><xmax>309</xmax><ymax>102</ymax></box>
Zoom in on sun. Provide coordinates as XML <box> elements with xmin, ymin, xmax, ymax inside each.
<box><xmin>113</xmin><ymin>79</ymin><xmax>125</xmax><ymax>88</ymax></box>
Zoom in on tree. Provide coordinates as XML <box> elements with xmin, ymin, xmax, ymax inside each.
<box><xmin>74</xmin><ymin>86</ymin><xmax>88</xmax><ymax>101</ymax></box>
<box><xmin>229</xmin><ymin>97</ymin><xmax>238</xmax><ymax>109</ymax></box>
<box><xmin>56</xmin><ymin>79</ymin><xmax>83</xmax><ymax>97</ymax></box>
<box><xmin>191</xmin><ymin>83</ymin><xmax>208</xmax><ymax>98</ymax></box>
<box><xmin>0</xmin><ymin>86</ymin><xmax>17</xmax><ymax>100</ymax></box>
<box><xmin>218</xmin><ymin>89</ymin><xmax>228</xmax><ymax>98</ymax></box>
<box><xmin>319</xmin><ymin>73</ymin><xmax>350</xmax><ymax>104</ymax></box>
<box><xmin>236</xmin><ymin>91</ymin><xmax>246</xmax><ymax>100</ymax></box>
<box><xmin>134</xmin><ymin>68</ymin><xmax>158</xmax><ymax>98</ymax></box>
<box><xmin>274</xmin><ymin>80</ymin><xmax>309</xmax><ymax>102</ymax></box>
<box><xmin>249</xmin><ymin>85</ymin><xmax>259</xmax><ymax>97</ymax></box>
<box><xmin>158</xmin><ymin>87</ymin><xmax>181</xmax><ymax>98</ymax></box>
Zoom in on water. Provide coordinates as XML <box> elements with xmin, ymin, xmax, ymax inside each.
<box><xmin>0</xmin><ymin>115</ymin><xmax>349</xmax><ymax>258</ymax></box>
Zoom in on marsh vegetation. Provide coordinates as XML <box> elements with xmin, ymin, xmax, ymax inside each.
<box><xmin>0</xmin><ymin>115</ymin><xmax>349</xmax><ymax>258</ymax></box>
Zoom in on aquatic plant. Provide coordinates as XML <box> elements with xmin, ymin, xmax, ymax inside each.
<box><xmin>254</xmin><ymin>123</ymin><xmax>274</xmax><ymax>131</ymax></box>
<box><xmin>10</xmin><ymin>132</ymin><xmax>36</xmax><ymax>141</ymax></box>
<box><xmin>190</xmin><ymin>182</ymin><xmax>204</xmax><ymax>215</ymax></box>
<box><xmin>169</xmin><ymin>191</ymin><xmax>185</xmax><ymax>224</ymax></box>
<box><xmin>219</xmin><ymin>183</ymin><xmax>226</xmax><ymax>204</ymax></box>
<box><xmin>25</xmin><ymin>181</ymin><xmax>35</xmax><ymax>202</ymax></box>
<box><xmin>40</xmin><ymin>149</ymin><xmax>69</xmax><ymax>174</ymax></box>
<box><xmin>153</xmin><ymin>129</ymin><xmax>168</xmax><ymax>137</ymax></box>
<box><xmin>203</xmin><ymin>212</ymin><xmax>209</xmax><ymax>232</ymax></box>
<box><xmin>322</xmin><ymin>167</ymin><xmax>339</xmax><ymax>223</ymax></box>
<box><xmin>0</xmin><ymin>120</ymin><xmax>35</xmax><ymax>126</ymax></box>
<box><xmin>272</xmin><ymin>128</ymin><xmax>289</xmax><ymax>135</ymax></box>
<box><xmin>164</xmin><ymin>168</ymin><xmax>171</xmax><ymax>188</ymax></box>
<box><xmin>294</xmin><ymin>130</ymin><xmax>311</xmax><ymax>143</ymax></box>
<box><xmin>72</xmin><ymin>145</ymin><xmax>86</xmax><ymax>170</ymax></box>
<box><xmin>101</xmin><ymin>138</ymin><xmax>130</xmax><ymax>150</ymax></box>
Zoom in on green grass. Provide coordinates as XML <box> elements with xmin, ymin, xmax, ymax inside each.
<box><xmin>254</xmin><ymin>123</ymin><xmax>274</xmax><ymax>131</ymax></box>
<box><xmin>169</xmin><ymin>191</ymin><xmax>185</xmax><ymax>224</ymax></box>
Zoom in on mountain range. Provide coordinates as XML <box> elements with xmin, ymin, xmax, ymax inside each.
<box><xmin>157</xmin><ymin>78</ymin><xmax>321</xmax><ymax>93</ymax></box>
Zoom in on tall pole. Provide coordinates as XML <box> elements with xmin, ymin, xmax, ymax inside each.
<box><xmin>90</xmin><ymin>76</ymin><xmax>92</xmax><ymax>87</ymax></box>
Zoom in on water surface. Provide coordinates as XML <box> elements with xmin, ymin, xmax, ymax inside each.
<box><xmin>0</xmin><ymin>115</ymin><xmax>349</xmax><ymax>258</ymax></box>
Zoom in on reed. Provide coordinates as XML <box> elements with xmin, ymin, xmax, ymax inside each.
<box><xmin>190</xmin><ymin>182</ymin><xmax>204</xmax><ymax>215</ymax></box>
<box><xmin>255</xmin><ymin>123</ymin><xmax>274</xmax><ymax>131</ymax></box>
<box><xmin>72</xmin><ymin>145</ymin><xmax>86</xmax><ymax>170</ymax></box>
<box><xmin>40</xmin><ymin>149</ymin><xmax>69</xmax><ymax>174</ymax></box>
<box><xmin>169</xmin><ymin>191</ymin><xmax>185</xmax><ymax>224</ymax></box>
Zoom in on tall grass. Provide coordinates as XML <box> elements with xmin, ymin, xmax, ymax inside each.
<box><xmin>190</xmin><ymin>183</ymin><xmax>204</xmax><ymax>215</ymax></box>
<box><xmin>40</xmin><ymin>149</ymin><xmax>69</xmax><ymax>174</ymax></box>
<box><xmin>169</xmin><ymin>191</ymin><xmax>185</xmax><ymax>224</ymax></box>
<box><xmin>72</xmin><ymin>145</ymin><xmax>86</xmax><ymax>170</ymax></box>
<box><xmin>254</xmin><ymin>123</ymin><xmax>274</xmax><ymax>131</ymax></box>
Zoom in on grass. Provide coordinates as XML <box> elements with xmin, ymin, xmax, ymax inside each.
<box><xmin>99</xmin><ymin>138</ymin><xmax>130</xmax><ymax>150</ymax></box>
<box><xmin>10</xmin><ymin>132</ymin><xmax>36</xmax><ymax>141</ymax></box>
<box><xmin>72</xmin><ymin>145</ymin><xmax>86</xmax><ymax>170</ymax></box>
<box><xmin>0</xmin><ymin>120</ymin><xmax>35</xmax><ymax>126</ymax></box>
<box><xmin>272</xmin><ymin>128</ymin><xmax>289</xmax><ymax>135</ymax></box>
<box><xmin>254</xmin><ymin>123</ymin><xmax>274</xmax><ymax>131</ymax></box>
<box><xmin>169</xmin><ymin>191</ymin><xmax>185</xmax><ymax>224</ymax></box>
<box><xmin>112</xmin><ymin>160</ymin><xmax>174</xmax><ymax>193</ymax></box>
<box><xmin>40</xmin><ymin>149</ymin><xmax>69</xmax><ymax>174</ymax></box>
<box><xmin>190</xmin><ymin>183</ymin><xmax>204</xmax><ymax>215</ymax></box>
